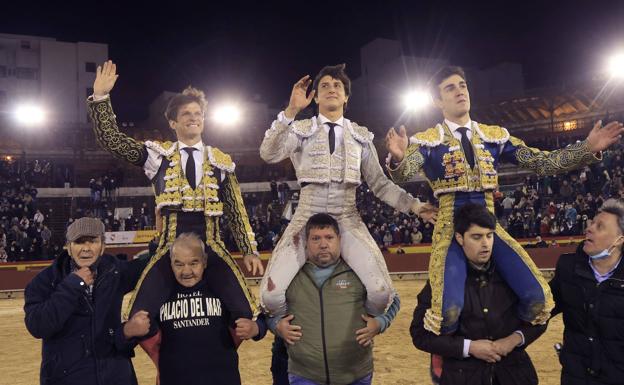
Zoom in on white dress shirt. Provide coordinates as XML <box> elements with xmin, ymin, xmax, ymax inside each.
<box><xmin>144</xmin><ymin>141</ymin><xmax>207</xmax><ymax>187</ymax></box>
<box><xmin>279</xmin><ymin>111</ymin><xmax>345</xmax><ymax>151</ymax></box>
<box><xmin>445</xmin><ymin>118</ymin><xmax>473</xmax><ymax>140</ymax></box>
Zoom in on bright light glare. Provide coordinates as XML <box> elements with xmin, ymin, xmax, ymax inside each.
<box><xmin>212</xmin><ymin>104</ymin><xmax>242</xmax><ymax>125</ymax></box>
<box><xmin>608</xmin><ymin>52</ymin><xmax>624</xmax><ymax>79</ymax></box>
<box><xmin>403</xmin><ymin>90</ymin><xmax>431</xmax><ymax>111</ymax></box>
<box><xmin>14</xmin><ymin>104</ymin><xmax>46</xmax><ymax>126</ymax></box>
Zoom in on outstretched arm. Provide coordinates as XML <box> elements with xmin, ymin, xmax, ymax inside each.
<box><xmin>87</xmin><ymin>60</ymin><xmax>148</xmax><ymax>166</ymax></box>
<box><xmin>501</xmin><ymin>120</ymin><xmax>623</xmax><ymax>176</ymax></box>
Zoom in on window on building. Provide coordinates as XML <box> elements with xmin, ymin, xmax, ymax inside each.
<box><xmin>85</xmin><ymin>62</ymin><xmax>96</xmax><ymax>73</ymax></box>
<box><xmin>0</xmin><ymin>90</ymin><xmax>6</xmax><ymax>104</ymax></box>
<box><xmin>20</xmin><ymin>40</ymin><xmax>31</xmax><ymax>49</ymax></box>
<box><xmin>0</xmin><ymin>66</ymin><xmax>6</xmax><ymax>77</ymax></box>
<box><xmin>15</xmin><ymin>67</ymin><xmax>38</xmax><ymax>80</ymax></box>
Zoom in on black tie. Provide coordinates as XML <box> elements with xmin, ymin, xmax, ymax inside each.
<box><xmin>183</xmin><ymin>147</ymin><xmax>197</xmax><ymax>188</ymax></box>
<box><xmin>326</xmin><ymin>123</ymin><xmax>338</xmax><ymax>154</ymax></box>
<box><xmin>456</xmin><ymin>127</ymin><xmax>475</xmax><ymax>169</ymax></box>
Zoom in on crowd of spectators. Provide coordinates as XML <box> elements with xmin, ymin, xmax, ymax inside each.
<box><xmin>5</xmin><ymin>136</ymin><xmax>624</xmax><ymax>262</ymax></box>
<box><xmin>235</xmin><ymin>141</ymin><xmax>624</xmax><ymax>254</ymax></box>
<box><xmin>0</xmin><ymin>160</ymin><xmax>63</xmax><ymax>262</ymax></box>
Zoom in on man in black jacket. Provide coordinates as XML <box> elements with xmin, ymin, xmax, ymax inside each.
<box><xmin>550</xmin><ymin>198</ymin><xmax>624</xmax><ymax>385</ymax></box>
<box><xmin>24</xmin><ymin>217</ymin><xmax>149</xmax><ymax>385</ymax></box>
<box><xmin>411</xmin><ymin>203</ymin><xmax>547</xmax><ymax>385</ymax></box>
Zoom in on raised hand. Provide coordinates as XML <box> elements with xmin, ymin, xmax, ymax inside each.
<box><xmin>586</xmin><ymin>120</ymin><xmax>624</xmax><ymax>153</ymax></box>
<box><xmin>93</xmin><ymin>60</ymin><xmax>119</xmax><ymax>97</ymax></box>
<box><xmin>284</xmin><ymin>75</ymin><xmax>316</xmax><ymax>119</ymax></box>
<box><xmin>385</xmin><ymin>125</ymin><xmax>409</xmax><ymax>163</ymax></box>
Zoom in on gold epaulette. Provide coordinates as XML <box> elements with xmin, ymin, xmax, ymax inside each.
<box><xmin>144</xmin><ymin>140</ymin><xmax>177</xmax><ymax>157</ymax></box>
<box><xmin>207</xmin><ymin>146</ymin><xmax>235</xmax><ymax>173</ymax></box>
<box><xmin>474</xmin><ymin>123</ymin><xmax>510</xmax><ymax>144</ymax></box>
<box><xmin>410</xmin><ymin>125</ymin><xmax>444</xmax><ymax>147</ymax></box>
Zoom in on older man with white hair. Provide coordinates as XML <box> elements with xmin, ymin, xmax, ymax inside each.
<box><xmin>550</xmin><ymin>198</ymin><xmax>624</xmax><ymax>385</ymax></box>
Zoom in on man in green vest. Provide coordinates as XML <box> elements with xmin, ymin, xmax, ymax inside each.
<box><xmin>271</xmin><ymin>213</ymin><xmax>400</xmax><ymax>385</ymax></box>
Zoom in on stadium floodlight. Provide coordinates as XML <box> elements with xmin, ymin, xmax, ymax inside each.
<box><xmin>608</xmin><ymin>52</ymin><xmax>624</xmax><ymax>79</ymax></box>
<box><xmin>14</xmin><ymin>104</ymin><xmax>46</xmax><ymax>126</ymax></box>
<box><xmin>403</xmin><ymin>89</ymin><xmax>431</xmax><ymax>111</ymax></box>
<box><xmin>211</xmin><ymin>104</ymin><xmax>242</xmax><ymax>126</ymax></box>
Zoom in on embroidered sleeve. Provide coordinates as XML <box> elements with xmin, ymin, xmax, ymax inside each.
<box><xmin>221</xmin><ymin>171</ymin><xmax>258</xmax><ymax>256</ymax></box>
<box><xmin>387</xmin><ymin>143</ymin><xmax>426</xmax><ymax>183</ymax></box>
<box><xmin>259</xmin><ymin>117</ymin><xmax>302</xmax><ymax>164</ymax></box>
<box><xmin>87</xmin><ymin>97</ymin><xmax>148</xmax><ymax>166</ymax></box>
<box><xmin>501</xmin><ymin>136</ymin><xmax>601</xmax><ymax>176</ymax></box>
<box><xmin>361</xmin><ymin>142</ymin><xmax>417</xmax><ymax>214</ymax></box>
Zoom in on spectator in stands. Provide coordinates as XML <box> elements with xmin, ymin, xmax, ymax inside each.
<box><xmin>383</xmin><ymin>231</ymin><xmax>393</xmax><ymax>247</ymax></box>
<box><xmin>270</xmin><ymin>180</ymin><xmax>278</xmax><ymax>202</ymax></box>
<box><xmin>411</xmin><ymin>228</ymin><xmax>423</xmax><ymax>244</ymax></box>
<box><xmin>33</xmin><ymin>209</ymin><xmax>44</xmax><ymax>225</ymax></box>
<box><xmin>534</xmin><ymin>236</ymin><xmax>548</xmax><ymax>248</ymax></box>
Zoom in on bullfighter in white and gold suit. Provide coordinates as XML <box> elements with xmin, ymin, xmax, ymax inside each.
<box><xmin>259</xmin><ymin>64</ymin><xmax>434</xmax><ymax>318</ymax></box>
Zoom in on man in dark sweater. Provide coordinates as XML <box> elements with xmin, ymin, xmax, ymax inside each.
<box><xmin>410</xmin><ymin>203</ymin><xmax>547</xmax><ymax>385</ymax></box>
<box><xmin>150</xmin><ymin>233</ymin><xmax>267</xmax><ymax>385</ymax></box>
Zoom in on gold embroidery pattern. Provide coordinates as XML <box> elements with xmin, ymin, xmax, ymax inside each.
<box><xmin>389</xmin><ymin>143</ymin><xmax>425</xmax><ymax>183</ymax></box>
<box><xmin>208</xmin><ymin>147</ymin><xmax>236</xmax><ymax>173</ymax></box>
<box><xmin>411</xmin><ymin>126</ymin><xmax>444</xmax><ymax>146</ymax></box>
<box><xmin>88</xmin><ymin>98</ymin><xmax>147</xmax><ymax>166</ymax></box>
<box><xmin>153</xmin><ymin>143</ymin><xmax>224</xmax><ymax>216</ymax></box>
<box><xmin>208</xmin><ymin>218</ymin><xmax>260</xmax><ymax>316</ymax></box>
<box><xmin>512</xmin><ymin>137</ymin><xmax>599</xmax><ymax>176</ymax></box>
<box><xmin>124</xmin><ymin>213</ymin><xmax>176</xmax><ymax>319</ymax></box>
<box><xmin>424</xmin><ymin>193</ymin><xmax>455</xmax><ymax>335</ymax></box>
<box><xmin>494</xmin><ymin>222</ymin><xmax>554</xmax><ymax>325</ymax></box>
<box><xmin>221</xmin><ymin>172</ymin><xmax>258</xmax><ymax>256</ymax></box>
<box><xmin>474</xmin><ymin>123</ymin><xmax>510</xmax><ymax>144</ymax></box>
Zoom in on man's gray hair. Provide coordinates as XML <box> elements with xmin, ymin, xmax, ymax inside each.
<box><xmin>597</xmin><ymin>199</ymin><xmax>624</xmax><ymax>235</ymax></box>
<box><xmin>171</xmin><ymin>233</ymin><xmax>207</xmax><ymax>263</ymax></box>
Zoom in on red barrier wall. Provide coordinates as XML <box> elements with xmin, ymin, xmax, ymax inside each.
<box><xmin>0</xmin><ymin>245</ymin><xmax>577</xmax><ymax>291</ymax></box>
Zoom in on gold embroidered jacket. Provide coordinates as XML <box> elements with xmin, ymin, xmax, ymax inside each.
<box><xmin>260</xmin><ymin>115</ymin><xmax>417</xmax><ymax>213</ymax></box>
<box><xmin>389</xmin><ymin>122</ymin><xmax>600</xmax><ymax>197</ymax></box>
<box><xmin>87</xmin><ymin>96</ymin><xmax>258</xmax><ymax>256</ymax></box>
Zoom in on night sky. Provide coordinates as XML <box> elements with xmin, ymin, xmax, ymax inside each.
<box><xmin>2</xmin><ymin>1</ymin><xmax>624</xmax><ymax>119</ymax></box>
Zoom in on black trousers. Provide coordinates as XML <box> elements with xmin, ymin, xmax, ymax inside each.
<box><xmin>271</xmin><ymin>336</ymin><xmax>289</xmax><ymax>385</ymax></box>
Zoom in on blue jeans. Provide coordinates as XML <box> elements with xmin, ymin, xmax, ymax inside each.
<box><xmin>288</xmin><ymin>373</ymin><xmax>372</xmax><ymax>385</ymax></box>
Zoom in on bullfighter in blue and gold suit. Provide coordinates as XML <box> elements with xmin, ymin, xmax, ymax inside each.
<box><xmin>386</xmin><ymin>66</ymin><xmax>624</xmax><ymax>335</ymax></box>
<box><xmin>86</xmin><ymin>61</ymin><xmax>263</xmax><ymax>325</ymax></box>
